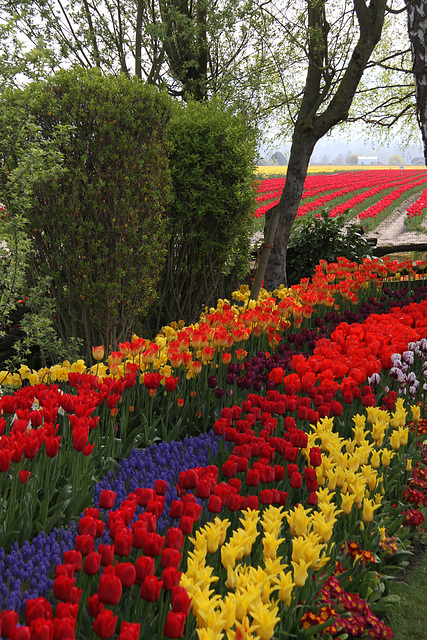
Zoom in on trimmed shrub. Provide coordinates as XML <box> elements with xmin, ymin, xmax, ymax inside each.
<box><xmin>0</xmin><ymin>69</ymin><xmax>172</xmax><ymax>358</ymax></box>
<box><xmin>286</xmin><ymin>209</ymin><xmax>373</xmax><ymax>285</ymax></box>
<box><xmin>151</xmin><ymin>98</ymin><xmax>257</xmax><ymax>329</ymax></box>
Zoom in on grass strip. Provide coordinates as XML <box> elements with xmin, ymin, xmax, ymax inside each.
<box><xmin>386</xmin><ymin>543</ymin><xmax>427</xmax><ymax>640</ymax></box>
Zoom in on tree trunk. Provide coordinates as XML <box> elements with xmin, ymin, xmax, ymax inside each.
<box><xmin>261</xmin><ymin>0</ymin><xmax>387</xmax><ymax>292</ymax></box>
<box><xmin>405</xmin><ymin>0</ymin><xmax>427</xmax><ymax>164</ymax></box>
<box><xmin>264</xmin><ymin>133</ymin><xmax>317</xmax><ymax>290</ymax></box>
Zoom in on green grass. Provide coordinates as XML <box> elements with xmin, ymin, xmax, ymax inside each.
<box><xmin>385</xmin><ymin>543</ymin><xmax>427</xmax><ymax>639</ymax></box>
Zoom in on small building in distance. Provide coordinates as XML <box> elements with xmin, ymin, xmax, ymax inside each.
<box><xmin>357</xmin><ymin>156</ymin><xmax>378</xmax><ymax>165</ymax></box>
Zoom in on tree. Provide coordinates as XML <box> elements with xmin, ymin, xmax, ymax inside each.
<box><xmin>251</xmin><ymin>0</ymin><xmax>388</xmax><ymax>293</ymax></box>
<box><xmin>346</xmin><ymin>154</ymin><xmax>359</xmax><ymax>164</ymax></box>
<box><xmin>389</xmin><ymin>154</ymin><xmax>404</xmax><ymax>165</ymax></box>
<box><xmin>0</xmin><ymin>0</ymin><xmax>279</xmax><ymax>112</ymax></box>
<box><xmin>405</xmin><ymin>0</ymin><xmax>427</xmax><ymax>163</ymax></box>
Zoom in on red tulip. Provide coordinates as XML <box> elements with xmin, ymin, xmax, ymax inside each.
<box><xmin>98</xmin><ymin>544</ymin><xmax>114</xmax><ymax>566</ymax></box>
<box><xmin>25</xmin><ymin>598</ymin><xmax>53</xmax><ymax>625</ymax></box>
<box><xmin>54</xmin><ymin>602</ymin><xmax>78</xmax><ymax>621</ymax></box>
<box><xmin>207</xmin><ymin>495</ymin><xmax>222</xmax><ymax>513</ymax></box>
<box><xmin>169</xmin><ymin>500</ymin><xmax>184</xmax><ymax>519</ymax></box>
<box><xmin>161</xmin><ymin>548</ymin><xmax>182</xmax><ymax>569</ymax></box>
<box><xmin>78</xmin><ymin>516</ymin><xmax>97</xmax><ymax>537</ymax></box>
<box><xmin>309</xmin><ymin>447</ymin><xmax>322</xmax><ymax>467</ymax></box>
<box><xmin>290</xmin><ymin>472</ymin><xmax>303</xmax><ymax>489</ymax></box>
<box><xmin>29</xmin><ymin>617</ymin><xmax>53</xmax><ymax>640</ymax></box>
<box><xmin>98</xmin><ymin>568</ymin><xmax>122</xmax><ymax>605</ymax></box>
<box><xmin>135</xmin><ymin>556</ymin><xmax>155</xmax><ymax>586</ymax></box>
<box><xmin>118</xmin><ymin>622</ymin><xmax>140</xmax><ymax>640</ymax></box>
<box><xmin>165</xmin><ymin>527</ymin><xmax>184</xmax><ymax>550</ymax></box>
<box><xmin>114</xmin><ymin>529</ymin><xmax>133</xmax><ymax>557</ymax></box>
<box><xmin>260</xmin><ymin>489</ymin><xmax>274</xmax><ymax>505</ymax></box>
<box><xmin>53</xmin><ymin>576</ymin><xmax>75</xmax><ymax>602</ymax></box>
<box><xmin>162</xmin><ymin>567</ymin><xmax>182</xmax><ymax>591</ymax></box>
<box><xmin>52</xmin><ymin>618</ymin><xmax>76</xmax><ymax>640</ymax></box>
<box><xmin>83</xmin><ymin>552</ymin><xmax>101</xmax><ymax>576</ymax></box>
<box><xmin>171</xmin><ymin>586</ymin><xmax>192</xmax><ymax>616</ymax></box>
<box><xmin>75</xmin><ymin>534</ymin><xmax>94</xmax><ymax>556</ymax></box>
<box><xmin>140</xmin><ymin>575</ymin><xmax>163</xmax><ymax>602</ymax></box>
<box><xmin>93</xmin><ymin>610</ymin><xmax>118</xmax><ymax>639</ymax></box>
<box><xmin>163</xmin><ymin>611</ymin><xmax>186</xmax><ymax>638</ymax></box>
<box><xmin>62</xmin><ymin>551</ymin><xmax>82</xmax><ymax>572</ymax></box>
<box><xmin>87</xmin><ymin>594</ymin><xmax>105</xmax><ymax>618</ymax></box>
<box><xmin>72</xmin><ymin>426</ymin><xmax>88</xmax><ymax>452</ymax></box>
<box><xmin>114</xmin><ymin>563</ymin><xmax>136</xmax><ymax>588</ymax></box>
<box><xmin>179</xmin><ymin>516</ymin><xmax>194</xmax><ymax>534</ymax></box>
<box><xmin>99</xmin><ymin>490</ymin><xmax>117</xmax><ymax>509</ymax></box>
<box><xmin>245</xmin><ymin>469</ymin><xmax>260</xmax><ymax>487</ymax></box>
<box><xmin>141</xmin><ymin>532</ymin><xmax>163</xmax><ymax>557</ymax></box>
<box><xmin>1</xmin><ymin>611</ymin><xmax>18</xmax><ymax>637</ymax></box>
<box><xmin>19</xmin><ymin>469</ymin><xmax>32</xmax><ymax>484</ymax></box>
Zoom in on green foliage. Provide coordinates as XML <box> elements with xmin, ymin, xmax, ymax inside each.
<box><xmin>152</xmin><ymin>97</ymin><xmax>258</xmax><ymax>329</ymax></box>
<box><xmin>389</xmin><ymin>155</ymin><xmax>404</xmax><ymax>166</ymax></box>
<box><xmin>0</xmin><ymin>68</ymin><xmax>172</xmax><ymax>359</ymax></box>
<box><xmin>286</xmin><ymin>209</ymin><xmax>373</xmax><ymax>285</ymax></box>
<box><xmin>0</xmin><ymin>109</ymin><xmax>82</xmax><ymax>368</ymax></box>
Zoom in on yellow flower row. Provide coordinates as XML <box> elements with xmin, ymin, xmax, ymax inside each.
<box><xmin>181</xmin><ymin>398</ymin><xmax>419</xmax><ymax>639</ymax></box>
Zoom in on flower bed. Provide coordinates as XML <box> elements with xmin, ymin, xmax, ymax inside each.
<box><xmin>1</xmin><ymin>257</ymin><xmax>427</xmax><ymax>640</ymax></box>
<box><xmin>255</xmin><ymin>169</ymin><xmax>427</xmax><ymax>222</ymax></box>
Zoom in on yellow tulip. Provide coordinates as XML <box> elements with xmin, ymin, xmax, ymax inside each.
<box><xmin>262</xmin><ymin>532</ymin><xmax>285</xmax><ymax>560</ymax></box>
<box><xmin>286</xmin><ymin>505</ymin><xmax>312</xmax><ymax>536</ymax></box>
<box><xmin>219</xmin><ymin>595</ymin><xmax>237</xmax><ymax>630</ymax></box>
<box><xmin>398</xmin><ymin>427</ymin><xmax>409</xmax><ymax>446</ymax></box>
<box><xmin>411</xmin><ymin>404</ymin><xmax>421</xmax><ymax>424</ymax></box>
<box><xmin>381</xmin><ymin>449</ymin><xmax>395</xmax><ymax>467</ymax></box>
<box><xmin>196</xmin><ymin>605</ymin><xmax>228</xmax><ymax>631</ymax></box>
<box><xmin>273</xmin><ymin>569</ymin><xmax>295</xmax><ymax>606</ymax></box>
<box><xmin>366</xmin><ymin>406</ymin><xmax>381</xmax><ymax>424</ymax></box>
<box><xmin>340</xmin><ymin>492</ymin><xmax>355</xmax><ymax>515</ymax></box>
<box><xmin>390</xmin><ymin>409</ymin><xmax>407</xmax><ymax>429</ymax></box>
<box><xmin>335</xmin><ymin>466</ymin><xmax>346</xmax><ymax>488</ymax></box>
<box><xmin>370</xmin><ymin>450</ymin><xmax>381</xmax><ymax>469</ymax></box>
<box><xmin>389</xmin><ymin>431</ymin><xmax>401</xmax><ymax>450</ymax></box>
<box><xmin>372</xmin><ymin>421</ymin><xmax>387</xmax><ymax>442</ymax></box>
<box><xmin>291</xmin><ymin>559</ymin><xmax>310</xmax><ymax>587</ymax></box>
<box><xmin>251</xmin><ymin>602</ymin><xmax>281</xmax><ymax>640</ymax></box>
<box><xmin>316</xmin><ymin>487</ymin><xmax>334</xmax><ymax>503</ymax></box>
<box><xmin>234</xmin><ymin>587</ymin><xmax>259</xmax><ymax>621</ymax></box>
<box><xmin>310</xmin><ymin>513</ymin><xmax>336</xmax><ymax>543</ymax></box>
<box><xmin>362</xmin><ymin>498</ymin><xmax>381</xmax><ymax>523</ymax></box>
<box><xmin>406</xmin><ymin>458</ymin><xmax>412</xmax><ymax>471</ymax></box>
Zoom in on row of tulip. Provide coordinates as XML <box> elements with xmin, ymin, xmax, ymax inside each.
<box><xmin>1</xmin><ymin>258</ymin><xmax>427</xmax><ymax>639</ymax></box>
<box><xmin>254</xmin><ymin>169</ymin><xmax>427</xmax><ymax>221</ymax></box>
<box><xmin>1</xmin><ymin>258</ymin><xmax>427</xmax><ymax>549</ymax></box>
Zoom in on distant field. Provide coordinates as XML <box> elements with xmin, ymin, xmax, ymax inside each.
<box><xmin>257</xmin><ymin>165</ymin><xmax>426</xmax><ymax>177</ymax></box>
<box><xmin>254</xmin><ymin>167</ymin><xmax>427</xmax><ymax>233</ymax></box>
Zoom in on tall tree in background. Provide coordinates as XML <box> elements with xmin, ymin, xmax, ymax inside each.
<box><xmin>405</xmin><ymin>0</ymin><xmax>427</xmax><ymax>163</ymax></box>
<box><xmin>0</xmin><ymin>0</ymin><xmax>279</xmax><ymax>110</ymax></box>
<box><xmin>255</xmin><ymin>0</ymin><xmax>388</xmax><ymax>292</ymax></box>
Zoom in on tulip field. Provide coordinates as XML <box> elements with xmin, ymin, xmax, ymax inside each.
<box><xmin>255</xmin><ymin>168</ymin><xmax>427</xmax><ymax>230</ymax></box>
<box><xmin>1</xmin><ymin>256</ymin><xmax>427</xmax><ymax>639</ymax></box>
